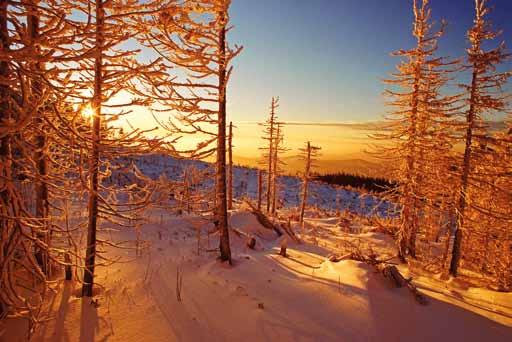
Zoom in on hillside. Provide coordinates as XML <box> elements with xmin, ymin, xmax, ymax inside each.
<box><xmin>232</xmin><ymin>154</ymin><xmax>386</xmax><ymax>176</ymax></box>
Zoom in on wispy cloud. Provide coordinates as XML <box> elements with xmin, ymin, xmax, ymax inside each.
<box><xmin>234</xmin><ymin>120</ymin><xmax>388</xmax><ymax>130</ymax></box>
<box><xmin>235</xmin><ymin>120</ymin><xmax>509</xmax><ymax>132</ymax></box>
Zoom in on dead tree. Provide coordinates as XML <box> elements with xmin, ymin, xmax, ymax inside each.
<box><xmin>25</xmin><ymin>0</ymin><xmax>51</xmax><ymax>275</ymax></box>
<box><xmin>269</xmin><ymin>121</ymin><xmax>287</xmax><ymax>216</ymax></box>
<box><xmin>227</xmin><ymin>121</ymin><xmax>234</xmax><ymax>210</ymax></box>
<box><xmin>138</xmin><ymin>0</ymin><xmax>242</xmax><ymax>263</ymax></box>
<box><xmin>259</xmin><ymin>97</ymin><xmax>279</xmax><ymax>213</ymax></box>
<box><xmin>329</xmin><ymin>251</ymin><xmax>428</xmax><ymax>305</ymax></box>
<box><xmin>81</xmin><ymin>0</ymin><xmax>105</xmax><ymax>298</ymax></box>
<box><xmin>244</xmin><ymin>200</ymin><xmax>283</xmax><ymax>237</ymax></box>
<box><xmin>270</xmin><ymin>123</ymin><xmax>281</xmax><ymax>215</ymax></box>
<box><xmin>299</xmin><ymin>141</ymin><xmax>321</xmax><ymax>225</ymax></box>
<box><xmin>215</xmin><ymin>6</ymin><xmax>232</xmax><ymax>262</ymax></box>
<box><xmin>0</xmin><ymin>0</ymin><xmax>71</xmax><ymax>327</ymax></box>
<box><xmin>77</xmin><ymin>0</ymin><xmax>158</xmax><ymax>297</ymax></box>
<box><xmin>257</xmin><ymin>169</ymin><xmax>263</xmax><ymax>210</ymax></box>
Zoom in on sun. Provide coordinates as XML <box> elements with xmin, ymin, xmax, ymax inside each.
<box><xmin>82</xmin><ymin>104</ymin><xmax>94</xmax><ymax>119</ymax></box>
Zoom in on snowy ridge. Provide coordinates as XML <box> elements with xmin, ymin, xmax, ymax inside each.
<box><xmin>116</xmin><ymin>153</ymin><xmax>395</xmax><ymax>217</ymax></box>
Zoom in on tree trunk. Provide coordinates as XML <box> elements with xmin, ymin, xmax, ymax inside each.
<box><xmin>397</xmin><ymin>56</ymin><xmax>421</xmax><ymax>262</ymax></box>
<box><xmin>299</xmin><ymin>142</ymin><xmax>311</xmax><ymax>224</ymax></box>
<box><xmin>271</xmin><ymin>124</ymin><xmax>280</xmax><ymax>215</ymax></box>
<box><xmin>27</xmin><ymin>0</ymin><xmax>50</xmax><ymax>275</ymax></box>
<box><xmin>0</xmin><ymin>4</ymin><xmax>13</xmax><ymax>312</ymax></box>
<box><xmin>279</xmin><ymin>238</ymin><xmax>287</xmax><ymax>257</ymax></box>
<box><xmin>183</xmin><ymin>169</ymin><xmax>190</xmax><ymax>213</ymax></box>
<box><xmin>82</xmin><ymin>0</ymin><xmax>104</xmax><ymax>297</ymax></box>
<box><xmin>299</xmin><ymin>180</ymin><xmax>309</xmax><ymax>225</ymax></box>
<box><xmin>217</xmin><ymin>13</ymin><xmax>231</xmax><ymax>263</ymax></box>
<box><xmin>0</xmin><ymin>0</ymin><xmax>11</xmax><ymax>250</ymax></box>
<box><xmin>450</xmin><ymin>67</ymin><xmax>478</xmax><ymax>277</ymax></box>
<box><xmin>266</xmin><ymin>148</ymin><xmax>273</xmax><ymax>213</ymax></box>
<box><xmin>257</xmin><ymin>169</ymin><xmax>262</xmax><ymax>211</ymax></box>
<box><xmin>265</xmin><ymin>98</ymin><xmax>275</xmax><ymax>213</ymax></box>
<box><xmin>65</xmin><ymin>252</ymin><xmax>72</xmax><ymax>281</ymax></box>
<box><xmin>405</xmin><ymin>59</ymin><xmax>421</xmax><ymax>259</ymax></box>
<box><xmin>227</xmin><ymin>121</ymin><xmax>233</xmax><ymax>210</ymax></box>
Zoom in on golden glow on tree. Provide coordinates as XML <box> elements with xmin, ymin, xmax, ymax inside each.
<box><xmin>82</xmin><ymin>104</ymin><xmax>94</xmax><ymax>120</ymax></box>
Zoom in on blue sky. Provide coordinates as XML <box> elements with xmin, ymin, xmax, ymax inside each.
<box><xmin>227</xmin><ymin>0</ymin><xmax>512</xmax><ymax>123</ymax></box>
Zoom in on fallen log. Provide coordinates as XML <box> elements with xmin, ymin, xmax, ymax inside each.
<box><xmin>405</xmin><ymin>279</ymin><xmax>429</xmax><ymax>305</ymax></box>
<box><xmin>279</xmin><ymin>220</ymin><xmax>301</xmax><ymax>243</ymax></box>
<box><xmin>377</xmin><ymin>264</ymin><xmax>427</xmax><ymax>305</ymax></box>
<box><xmin>244</xmin><ymin>201</ymin><xmax>283</xmax><ymax>237</ymax></box>
<box><xmin>380</xmin><ymin>265</ymin><xmax>406</xmax><ymax>288</ymax></box>
<box><xmin>231</xmin><ymin>227</ymin><xmax>257</xmax><ymax>250</ymax></box>
<box><xmin>328</xmin><ymin>253</ymin><xmax>354</xmax><ymax>262</ymax></box>
<box><xmin>328</xmin><ymin>252</ymin><xmax>428</xmax><ymax>305</ymax></box>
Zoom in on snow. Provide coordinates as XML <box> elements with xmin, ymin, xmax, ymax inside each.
<box><xmin>3</xmin><ymin>204</ymin><xmax>511</xmax><ymax>342</ymax></box>
<box><xmin>112</xmin><ymin>153</ymin><xmax>395</xmax><ymax>217</ymax></box>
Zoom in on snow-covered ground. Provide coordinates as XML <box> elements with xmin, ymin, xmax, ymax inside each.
<box><xmin>117</xmin><ymin>153</ymin><xmax>395</xmax><ymax>217</ymax></box>
<box><xmin>3</xmin><ymin>203</ymin><xmax>511</xmax><ymax>341</ymax></box>
<box><xmin>2</xmin><ymin>155</ymin><xmax>510</xmax><ymax>341</ymax></box>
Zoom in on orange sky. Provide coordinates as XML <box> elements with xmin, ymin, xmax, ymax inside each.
<box><xmin>116</xmin><ymin>96</ymin><xmax>383</xmax><ymax>175</ymax></box>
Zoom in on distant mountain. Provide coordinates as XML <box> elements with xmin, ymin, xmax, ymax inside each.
<box><xmin>281</xmin><ymin>156</ymin><xmax>386</xmax><ymax>176</ymax></box>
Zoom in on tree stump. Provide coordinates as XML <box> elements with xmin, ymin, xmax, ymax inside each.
<box><xmin>279</xmin><ymin>238</ymin><xmax>287</xmax><ymax>257</ymax></box>
<box><xmin>246</xmin><ymin>237</ymin><xmax>256</xmax><ymax>250</ymax></box>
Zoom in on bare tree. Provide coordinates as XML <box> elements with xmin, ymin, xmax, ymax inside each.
<box><xmin>137</xmin><ymin>0</ymin><xmax>242</xmax><ymax>262</ymax></box>
<box><xmin>0</xmin><ymin>0</ymin><xmax>76</xmax><ymax>328</ymax></box>
<box><xmin>257</xmin><ymin>169</ymin><xmax>263</xmax><ymax>210</ymax></box>
<box><xmin>23</xmin><ymin>0</ymin><xmax>51</xmax><ymax>274</ymax></box>
<box><xmin>69</xmin><ymin>0</ymin><xmax>160</xmax><ymax>297</ymax></box>
<box><xmin>227</xmin><ymin>121</ymin><xmax>234</xmax><ymax>209</ymax></box>
<box><xmin>259</xmin><ymin>97</ymin><xmax>279</xmax><ymax>213</ymax></box>
<box><xmin>299</xmin><ymin>141</ymin><xmax>321</xmax><ymax>225</ymax></box>
<box><xmin>270</xmin><ymin>122</ymin><xmax>287</xmax><ymax>215</ymax></box>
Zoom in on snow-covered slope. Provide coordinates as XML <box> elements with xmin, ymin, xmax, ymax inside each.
<box><xmin>117</xmin><ymin>153</ymin><xmax>394</xmax><ymax>217</ymax></box>
<box><xmin>4</xmin><ymin>207</ymin><xmax>510</xmax><ymax>342</ymax></box>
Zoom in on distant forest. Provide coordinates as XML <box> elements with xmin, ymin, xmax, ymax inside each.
<box><xmin>314</xmin><ymin>172</ymin><xmax>396</xmax><ymax>193</ymax></box>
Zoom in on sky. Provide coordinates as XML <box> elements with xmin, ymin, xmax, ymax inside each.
<box><xmin>227</xmin><ymin>0</ymin><xmax>512</xmax><ymax>123</ymax></box>
<box><xmin>126</xmin><ymin>0</ymin><xmax>512</xmax><ymax>169</ymax></box>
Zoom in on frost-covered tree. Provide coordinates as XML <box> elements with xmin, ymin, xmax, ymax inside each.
<box><xmin>137</xmin><ymin>0</ymin><xmax>242</xmax><ymax>263</ymax></box>
<box><xmin>0</xmin><ymin>0</ymin><xmax>77</xmax><ymax>327</ymax></box>
<box><xmin>63</xmin><ymin>0</ymin><xmax>161</xmax><ymax>297</ymax></box>
<box><xmin>175</xmin><ymin>164</ymin><xmax>211</xmax><ymax>215</ymax></box>
<box><xmin>259</xmin><ymin>96</ymin><xmax>280</xmax><ymax>213</ymax></box>
<box><xmin>270</xmin><ymin>122</ymin><xmax>287</xmax><ymax>215</ymax></box>
<box><xmin>375</xmin><ymin>0</ymin><xmax>459</xmax><ymax>261</ymax></box>
<box><xmin>449</xmin><ymin>0</ymin><xmax>511</xmax><ymax>278</ymax></box>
